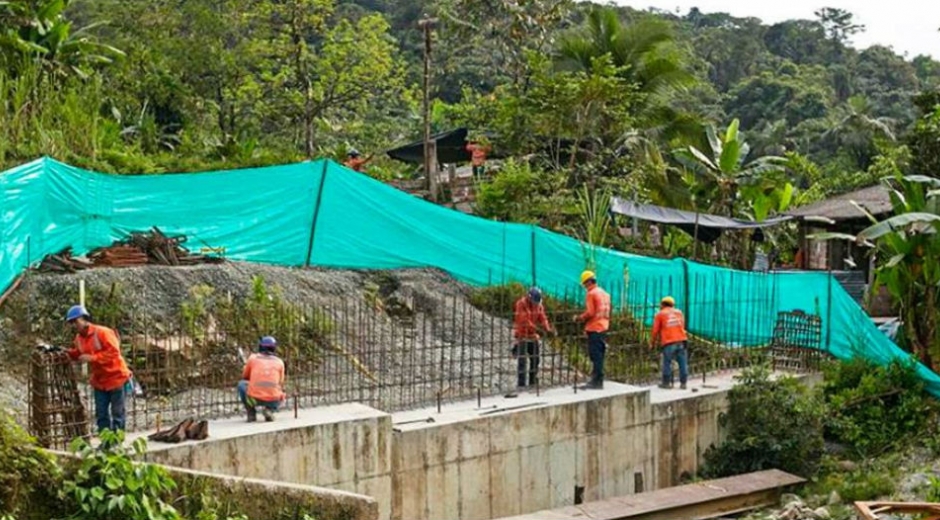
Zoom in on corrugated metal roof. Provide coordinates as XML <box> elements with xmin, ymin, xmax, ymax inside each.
<box><xmin>788</xmin><ymin>185</ymin><xmax>893</xmax><ymax>222</ymax></box>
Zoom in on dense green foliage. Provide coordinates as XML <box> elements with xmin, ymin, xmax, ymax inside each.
<box><xmin>702</xmin><ymin>360</ymin><xmax>938</xmax><ymax>484</ymax></box>
<box><xmin>821</xmin><ymin>359</ymin><xmax>934</xmax><ymax>457</ymax></box>
<box><xmin>0</xmin><ymin>421</ymin><xmax>324</xmax><ymax>519</ymax></box>
<box><xmin>63</xmin><ymin>432</ymin><xmax>181</xmax><ymax>520</ymax></box>
<box><xmin>701</xmin><ymin>367</ymin><xmax>825</xmax><ymax>478</ymax></box>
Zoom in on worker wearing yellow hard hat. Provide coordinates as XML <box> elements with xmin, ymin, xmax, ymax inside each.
<box><xmin>574</xmin><ymin>269</ymin><xmax>610</xmax><ymax>389</ymax></box>
<box><xmin>650</xmin><ymin>295</ymin><xmax>689</xmax><ymax>390</ymax></box>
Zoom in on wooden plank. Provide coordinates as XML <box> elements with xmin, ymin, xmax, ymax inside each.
<box><xmin>855</xmin><ymin>501</ymin><xmax>940</xmax><ymax>520</ymax></box>
<box><xmin>494</xmin><ymin>469</ymin><xmax>805</xmax><ymax>520</ymax></box>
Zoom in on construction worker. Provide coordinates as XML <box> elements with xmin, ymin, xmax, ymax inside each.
<box><xmin>512</xmin><ymin>287</ymin><xmax>554</xmax><ymax>389</ymax></box>
<box><xmin>574</xmin><ymin>270</ymin><xmax>611</xmax><ymax>389</ymax></box>
<box><xmin>650</xmin><ymin>296</ymin><xmax>689</xmax><ymax>390</ymax></box>
<box><xmin>465</xmin><ymin>138</ymin><xmax>491</xmax><ymax>178</ymax></box>
<box><xmin>65</xmin><ymin>305</ymin><xmax>132</xmax><ymax>434</ymax></box>
<box><xmin>344</xmin><ymin>149</ymin><xmax>373</xmax><ymax>172</ymax></box>
<box><xmin>238</xmin><ymin>336</ymin><xmax>286</xmax><ymax>422</ymax></box>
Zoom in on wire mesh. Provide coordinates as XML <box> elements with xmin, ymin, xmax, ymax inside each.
<box><xmin>25</xmin><ymin>271</ymin><xmax>828</xmax><ymax>444</ymax></box>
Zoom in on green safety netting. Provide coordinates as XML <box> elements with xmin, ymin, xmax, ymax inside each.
<box><xmin>2</xmin><ymin>157</ymin><xmax>937</xmax><ymax>395</ymax></box>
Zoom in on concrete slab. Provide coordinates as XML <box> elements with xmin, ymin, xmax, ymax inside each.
<box><xmin>391</xmin><ymin>382</ymin><xmax>644</xmax><ymax>431</ymax></box>
<box><xmin>647</xmin><ymin>371</ymin><xmax>740</xmax><ymax>404</ymax></box>
<box><xmin>131</xmin><ymin>402</ymin><xmax>389</xmax><ymax>453</ymax></box>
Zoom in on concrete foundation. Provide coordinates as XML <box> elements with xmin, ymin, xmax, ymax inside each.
<box><xmin>140</xmin><ymin>372</ymin><xmax>752</xmax><ymax>520</ymax></box>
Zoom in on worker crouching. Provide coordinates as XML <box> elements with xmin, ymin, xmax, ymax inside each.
<box><xmin>238</xmin><ymin>336</ymin><xmax>286</xmax><ymax>422</ymax></box>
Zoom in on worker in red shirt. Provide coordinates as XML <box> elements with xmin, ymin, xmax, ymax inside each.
<box><xmin>650</xmin><ymin>296</ymin><xmax>689</xmax><ymax>389</ymax></box>
<box><xmin>66</xmin><ymin>305</ymin><xmax>132</xmax><ymax>433</ymax></box>
<box><xmin>238</xmin><ymin>336</ymin><xmax>286</xmax><ymax>422</ymax></box>
<box><xmin>512</xmin><ymin>287</ymin><xmax>554</xmax><ymax>389</ymax></box>
<box><xmin>344</xmin><ymin>149</ymin><xmax>373</xmax><ymax>172</ymax></box>
<box><xmin>465</xmin><ymin>139</ymin><xmax>491</xmax><ymax>177</ymax></box>
<box><xmin>574</xmin><ymin>270</ymin><xmax>611</xmax><ymax>389</ymax></box>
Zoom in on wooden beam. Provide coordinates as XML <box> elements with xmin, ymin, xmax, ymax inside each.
<box><xmin>494</xmin><ymin>469</ymin><xmax>805</xmax><ymax>520</ymax></box>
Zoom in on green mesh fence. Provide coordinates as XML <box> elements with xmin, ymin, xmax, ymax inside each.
<box><xmin>2</xmin><ymin>157</ymin><xmax>935</xmax><ymax>395</ymax></box>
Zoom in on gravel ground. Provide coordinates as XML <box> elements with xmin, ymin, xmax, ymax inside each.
<box><xmin>2</xmin><ymin>263</ymin><xmax>572</xmax><ymax>433</ymax></box>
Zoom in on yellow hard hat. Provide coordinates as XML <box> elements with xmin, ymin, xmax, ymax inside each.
<box><xmin>661</xmin><ymin>296</ymin><xmax>675</xmax><ymax>306</ymax></box>
<box><xmin>580</xmin><ymin>270</ymin><xmax>596</xmax><ymax>285</ymax></box>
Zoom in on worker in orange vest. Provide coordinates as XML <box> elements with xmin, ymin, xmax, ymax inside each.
<box><xmin>574</xmin><ymin>270</ymin><xmax>611</xmax><ymax>389</ymax></box>
<box><xmin>238</xmin><ymin>336</ymin><xmax>286</xmax><ymax>422</ymax></box>
<box><xmin>65</xmin><ymin>304</ymin><xmax>132</xmax><ymax>434</ymax></box>
<box><xmin>650</xmin><ymin>296</ymin><xmax>689</xmax><ymax>390</ymax></box>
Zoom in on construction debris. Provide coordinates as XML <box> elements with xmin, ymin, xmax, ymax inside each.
<box><xmin>36</xmin><ymin>247</ymin><xmax>94</xmax><ymax>273</ymax></box>
<box><xmin>35</xmin><ymin>227</ymin><xmax>223</xmax><ymax>273</ymax></box>
<box><xmin>148</xmin><ymin>417</ymin><xmax>209</xmax><ymax>443</ymax></box>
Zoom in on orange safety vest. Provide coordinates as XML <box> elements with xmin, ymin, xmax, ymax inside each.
<box><xmin>68</xmin><ymin>324</ymin><xmax>131</xmax><ymax>391</ymax></box>
<box><xmin>652</xmin><ymin>308</ymin><xmax>688</xmax><ymax>346</ymax></box>
<box><xmin>580</xmin><ymin>285</ymin><xmax>611</xmax><ymax>333</ymax></box>
<box><xmin>243</xmin><ymin>353</ymin><xmax>286</xmax><ymax>402</ymax></box>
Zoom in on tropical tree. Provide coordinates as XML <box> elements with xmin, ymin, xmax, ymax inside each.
<box><xmin>555</xmin><ymin>7</ymin><xmax>697</xmax><ymax>139</ymax></box>
<box><xmin>816</xmin><ymin>175</ymin><xmax>940</xmax><ymax>369</ymax></box>
<box><xmin>824</xmin><ymin>95</ymin><xmax>896</xmax><ymax>170</ymax></box>
<box><xmin>0</xmin><ymin>0</ymin><xmax>124</xmax><ymax>79</ymax></box>
<box><xmin>673</xmin><ymin>118</ymin><xmax>790</xmax><ymax>220</ymax></box>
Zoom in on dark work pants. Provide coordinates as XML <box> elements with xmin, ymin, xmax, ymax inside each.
<box><xmin>516</xmin><ymin>340</ymin><xmax>540</xmax><ymax>387</ymax></box>
<box><xmin>93</xmin><ymin>386</ymin><xmax>126</xmax><ymax>433</ymax></box>
<box><xmin>587</xmin><ymin>332</ymin><xmax>607</xmax><ymax>385</ymax></box>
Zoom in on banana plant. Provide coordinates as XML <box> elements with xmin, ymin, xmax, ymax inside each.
<box><xmin>0</xmin><ymin>0</ymin><xmax>124</xmax><ymax>79</ymax></box>
<box><xmin>674</xmin><ymin>118</ymin><xmax>791</xmax><ymax>219</ymax></box>
<box><xmin>814</xmin><ymin>175</ymin><xmax>940</xmax><ymax>369</ymax></box>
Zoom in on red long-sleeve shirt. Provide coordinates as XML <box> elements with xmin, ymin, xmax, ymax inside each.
<box><xmin>67</xmin><ymin>324</ymin><xmax>131</xmax><ymax>391</ymax></box>
<box><xmin>513</xmin><ymin>297</ymin><xmax>552</xmax><ymax>340</ymax></box>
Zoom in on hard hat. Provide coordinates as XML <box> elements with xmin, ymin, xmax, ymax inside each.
<box><xmin>527</xmin><ymin>287</ymin><xmax>542</xmax><ymax>304</ymax></box>
<box><xmin>65</xmin><ymin>305</ymin><xmax>90</xmax><ymax>322</ymax></box>
<box><xmin>661</xmin><ymin>296</ymin><xmax>675</xmax><ymax>307</ymax></box>
<box><xmin>347</xmin><ymin>148</ymin><xmax>360</xmax><ymax>157</ymax></box>
<box><xmin>580</xmin><ymin>270</ymin><xmax>596</xmax><ymax>285</ymax></box>
<box><xmin>259</xmin><ymin>336</ymin><xmax>277</xmax><ymax>350</ymax></box>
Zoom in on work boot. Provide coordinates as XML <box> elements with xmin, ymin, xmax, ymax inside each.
<box><xmin>658</xmin><ymin>383</ymin><xmax>672</xmax><ymax>390</ymax></box>
<box><xmin>262</xmin><ymin>408</ymin><xmax>275</xmax><ymax>422</ymax></box>
<box><xmin>680</xmin><ymin>383</ymin><xmax>687</xmax><ymax>390</ymax></box>
<box><xmin>246</xmin><ymin>407</ymin><xmax>257</xmax><ymax>423</ymax></box>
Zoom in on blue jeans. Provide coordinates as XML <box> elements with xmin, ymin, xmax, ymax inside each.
<box><xmin>93</xmin><ymin>386</ymin><xmax>126</xmax><ymax>433</ymax></box>
<box><xmin>662</xmin><ymin>342</ymin><xmax>688</xmax><ymax>386</ymax></box>
<box><xmin>237</xmin><ymin>380</ymin><xmax>281</xmax><ymax>410</ymax></box>
<box><xmin>587</xmin><ymin>332</ymin><xmax>607</xmax><ymax>385</ymax></box>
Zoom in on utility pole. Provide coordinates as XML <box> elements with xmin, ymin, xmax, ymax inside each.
<box><xmin>419</xmin><ymin>16</ymin><xmax>439</xmax><ymax>201</ymax></box>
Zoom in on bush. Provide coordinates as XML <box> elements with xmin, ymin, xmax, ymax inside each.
<box><xmin>61</xmin><ymin>431</ymin><xmax>181</xmax><ymax>520</ymax></box>
<box><xmin>702</xmin><ymin>366</ymin><xmax>825</xmax><ymax>478</ymax></box>
<box><xmin>0</xmin><ymin>414</ymin><xmax>61</xmax><ymax>517</ymax></box>
<box><xmin>821</xmin><ymin>359</ymin><xmax>935</xmax><ymax>458</ymax></box>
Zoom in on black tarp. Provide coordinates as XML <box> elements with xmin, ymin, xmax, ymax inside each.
<box><xmin>610</xmin><ymin>197</ymin><xmax>792</xmax><ymax>243</ymax></box>
<box><xmin>386</xmin><ymin>128</ymin><xmax>471</xmax><ymax>165</ymax></box>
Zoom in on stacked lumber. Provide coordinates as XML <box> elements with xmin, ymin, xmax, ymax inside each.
<box><xmin>35</xmin><ymin>227</ymin><xmax>223</xmax><ymax>272</ymax></box>
<box><xmin>36</xmin><ymin>247</ymin><xmax>94</xmax><ymax>273</ymax></box>
<box><xmin>90</xmin><ymin>245</ymin><xmax>149</xmax><ymax>267</ymax></box>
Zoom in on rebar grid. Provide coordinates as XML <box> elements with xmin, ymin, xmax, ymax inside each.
<box><xmin>26</xmin><ymin>272</ymin><xmax>828</xmax><ymax>443</ymax></box>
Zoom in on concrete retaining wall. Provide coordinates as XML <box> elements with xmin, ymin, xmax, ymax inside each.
<box><xmin>142</xmin><ymin>375</ymin><xmax>748</xmax><ymax>520</ymax></box>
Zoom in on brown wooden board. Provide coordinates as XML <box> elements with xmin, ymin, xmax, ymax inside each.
<box><xmin>494</xmin><ymin>469</ymin><xmax>805</xmax><ymax>520</ymax></box>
